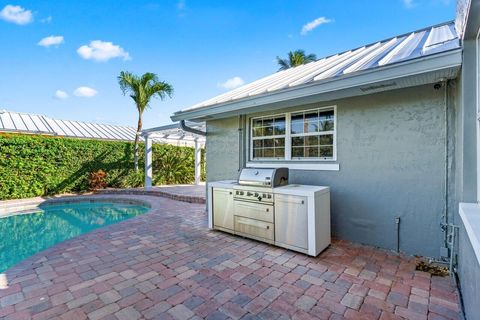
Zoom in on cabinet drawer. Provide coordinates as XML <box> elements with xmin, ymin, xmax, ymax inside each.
<box><xmin>233</xmin><ymin>201</ymin><xmax>273</xmax><ymax>223</ymax></box>
<box><xmin>234</xmin><ymin>216</ymin><xmax>274</xmax><ymax>242</ymax></box>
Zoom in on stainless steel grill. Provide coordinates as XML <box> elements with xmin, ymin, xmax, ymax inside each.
<box><xmin>237</xmin><ymin>168</ymin><xmax>288</xmax><ymax>188</ymax></box>
<box><xmin>232</xmin><ymin>167</ymin><xmax>289</xmax><ymax>243</ymax></box>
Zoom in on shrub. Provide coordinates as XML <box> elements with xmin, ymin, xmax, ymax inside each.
<box><xmin>0</xmin><ymin>133</ymin><xmax>205</xmax><ymax>200</ymax></box>
<box><xmin>88</xmin><ymin>170</ymin><xmax>107</xmax><ymax>190</ymax></box>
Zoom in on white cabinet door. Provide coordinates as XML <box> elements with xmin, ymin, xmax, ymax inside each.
<box><xmin>213</xmin><ymin>188</ymin><xmax>234</xmax><ymax>232</ymax></box>
<box><xmin>274</xmin><ymin>194</ymin><xmax>308</xmax><ymax>249</ymax></box>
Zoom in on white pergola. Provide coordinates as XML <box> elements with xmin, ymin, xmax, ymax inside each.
<box><xmin>141</xmin><ymin>122</ymin><xmax>206</xmax><ymax>188</ymax></box>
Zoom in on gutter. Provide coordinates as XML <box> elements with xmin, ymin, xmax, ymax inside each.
<box><xmin>180</xmin><ymin>120</ymin><xmax>206</xmax><ymax>136</ymax></box>
<box><xmin>171</xmin><ymin>48</ymin><xmax>462</xmax><ymax>121</ymax></box>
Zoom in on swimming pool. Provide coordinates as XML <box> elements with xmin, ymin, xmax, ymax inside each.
<box><xmin>0</xmin><ymin>201</ymin><xmax>149</xmax><ymax>272</ymax></box>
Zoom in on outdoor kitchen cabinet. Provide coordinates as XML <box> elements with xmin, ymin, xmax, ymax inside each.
<box><xmin>212</xmin><ymin>188</ymin><xmax>234</xmax><ymax>233</ymax></box>
<box><xmin>274</xmin><ymin>185</ymin><xmax>331</xmax><ymax>256</ymax></box>
<box><xmin>274</xmin><ymin>194</ymin><xmax>308</xmax><ymax>251</ymax></box>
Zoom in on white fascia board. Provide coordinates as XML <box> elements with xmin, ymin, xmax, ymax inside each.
<box><xmin>171</xmin><ymin>49</ymin><xmax>462</xmax><ymax>122</ymax></box>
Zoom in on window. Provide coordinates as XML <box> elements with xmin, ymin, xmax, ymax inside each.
<box><xmin>250</xmin><ymin>106</ymin><xmax>336</xmax><ymax>161</ymax></box>
<box><xmin>251</xmin><ymin>115</ymin><xmax>286</xmax><ymax>160</ymax></box>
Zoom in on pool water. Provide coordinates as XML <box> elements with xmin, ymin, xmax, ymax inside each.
<box><xmin>0</xmin><ymin>201</ymin><xmax>149</xmax><ymax>272</ymax></box>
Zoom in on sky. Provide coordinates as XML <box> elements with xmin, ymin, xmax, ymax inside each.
<box><xmin>0</xmin><ymin>0</ymin><xmax>456</xmax><ymax>129</ymax></box>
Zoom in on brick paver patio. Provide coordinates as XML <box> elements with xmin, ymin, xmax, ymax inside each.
<box><xmin>0</xmin><ymin>194</ymin><xmax>461</xmax><ymax>320</ymax></box>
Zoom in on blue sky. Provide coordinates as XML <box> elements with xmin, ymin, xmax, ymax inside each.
<box><xmin>0</xmin><ymin>0</ymin><xmax>455</xmax><ymax>129</ymax></box>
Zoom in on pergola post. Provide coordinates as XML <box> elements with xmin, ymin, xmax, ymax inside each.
<box><xmin>145</xmin><ymin>134</ymin><xmax>153</xmax><ymax>189</ymax></box>
<box><xmin>194</xmin><ymin>138</ymin><xmax>201</xmax><ymax>185</ymax></box>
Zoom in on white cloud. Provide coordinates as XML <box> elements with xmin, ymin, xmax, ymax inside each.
<box><xmin>0</xmin><ymin>4</ymin><xmax>33</xmax><ymax>25</ymax></box>
<box><xmin>38</xmin><ymin>35</ymin><xmax>64</xmax><ymax>47</ymax></box>
<box><xmin>218</xmin><ymin>76</ymin><xmax>244</xmax><ymax>90</ymax></box>
<box><xmin>77</xmin><ymin>40</ymin><xmax>131</xmax><ymax>62</ymax></box>
<box><xmin>54</xmin><ymin>90</ymin><xmax>68</xmax><ymax>99</ymax></box>
<box><xmin>300</xmin><ymin>16</ymin><xmax>332</xmax><ymax>35</ymax></box>
<box><xmin>40</xmin><ymin>16</ymin><xmax>52</xmax><ymax>23</ymax></box>
<box><xmin>74</xmin><ymin>86</ymin><xmax>98</xmax><ymax>97</ymax></box>
<box><xmin>402</xmin><ymin>0</ymin><xmax>416</xmax><ymax>8</ymax></box>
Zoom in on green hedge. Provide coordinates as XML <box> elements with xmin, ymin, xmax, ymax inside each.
<box><xmin>0</xmin><ymin>133</ymin><xmax>205</xmax><ymax>200</ymax></box>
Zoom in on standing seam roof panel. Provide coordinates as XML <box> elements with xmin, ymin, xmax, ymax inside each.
<box><xmin>177</xmin><ymin>21</ymin><xmax>460</xmax><ymax>113</ymax></box>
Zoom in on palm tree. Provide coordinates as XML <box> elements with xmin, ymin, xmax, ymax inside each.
<box><xmin>276</xmin><ymin>50</ymin><xmax>317</xmax><ymax>71</ymax></box>
<box><xmin>118</xmin><ymin>71</ymin><xmax>173</xmax><ymax>171</ymax></box>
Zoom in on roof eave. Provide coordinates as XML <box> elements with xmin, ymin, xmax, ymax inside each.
<box><xmin>171</xmin><ymin>48</ymin><xmax>462</xmax><ymax>122</ymax></box>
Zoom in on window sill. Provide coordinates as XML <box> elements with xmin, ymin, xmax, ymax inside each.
<box><xmin>246</xmin><ymin>162</ymin><xmax>339</xmax><ymax>171</ymax></box>
<box><xmin>459</xmin><ymin>203</ymin><xmax>480</xmax><ymax>265</ymax></box>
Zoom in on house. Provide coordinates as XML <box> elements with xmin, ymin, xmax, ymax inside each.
<box><xmin>168</xmin><ymin>1</ymin><xmax>479</xmax><ymax>318</ymax></box>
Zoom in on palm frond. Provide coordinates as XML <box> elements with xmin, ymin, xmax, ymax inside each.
<box><xmin>276</xmin><ymin>49</ymin><xmax>317</xmax><ymax>70</ymax></box>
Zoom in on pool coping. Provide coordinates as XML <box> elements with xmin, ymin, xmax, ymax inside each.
<box><xmin>0</xmin><ymin>194</ymin><xmax>152</xmax><ymax>218</ymax></box>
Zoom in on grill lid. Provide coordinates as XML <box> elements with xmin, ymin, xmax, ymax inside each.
<box><xmin>238</xmin><ymin>167</ymin><xmax>288</xmax><ymax>187</ymax></box>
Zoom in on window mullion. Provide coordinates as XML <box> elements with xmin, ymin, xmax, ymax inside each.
<box><xmin>285</xmin><ymin>113</ymin><xmax>292</xmax><ymax>160</ymax></box>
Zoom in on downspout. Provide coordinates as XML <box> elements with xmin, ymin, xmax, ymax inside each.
<box><xmin>179</xmin><ymin>120</ymin><xmax>206</xmax><ymax>136</ymax></box>
<box><xmin>238</xmin><ymin>115</ymin><xmax>245</xmax><ymax>172</ymax></box>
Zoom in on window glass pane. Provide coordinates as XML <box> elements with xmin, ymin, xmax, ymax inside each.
<box><xmin>263</xmin><ymin>126</ymin><xmax>274</xmax><ymax>136</ymax></box>
<box><xmin>254</xmin><ymin>139</ymin><xmax>263</xmax><ymax>148</ymax></box>
<box><xmin>252</xmin><ymin>119</ymin><xmax>263</xmax><ymax>128</ymax></box>
<box><xmin>291</xmin><ymin>113</ymin><xmax>304</xmax><ymax>134</ymax></box>
<box><xmin>319</xmin><ymin>110</ymin><xmax>334</xmax><ymax>120</ymax></box>
<box><xmin>264</xmin><ymin>148</ymin><xmax>274</xmax><ymax>157</ymax></box>
<box><xmin>274</xmin><ymin>148</ymin><xmax>285</xmax><ymax>158</ymax></box>
<box><xmin>263</xmin><ymin>118</ymin><xmax>273</xmax><ymax>127</ymax></box>
<box><xmin>319</xmin><ymin>134</ymin><xmax>333</xmax><ymax>145</ymax></box>
<box><xmin>273</xmin><ymin>117</ymin><xmax>286</xmax><ymax>135</ymax></box>
<box><xmin>319</xmin><ymin>110</ymin><xmax>334</xmax><ymax>131</ymax></box>
<box><xmin>306</xmin><ymin>136</ymin><xmax>319</xmax><ymax>146</ymax></box>
<box><xmin>292</xmin><ymin>136</ymin><xmax>304</xmax><ymax>146</ymax></box>
<box><xmin>305</xmin><ymin>147</ymin><xmax>319</xmax><ymax>158</ymax></box>
<box><xmin>274</xmin><ymin>138</ymin><xmax>285</xmax><ymax>147</ymax></box>
<box><xmin>319</xmin><ymin>120</ymin><xmax>334</xmax><ymax>132</ymax></box>
<box><xmin>319</xmin><ymin>146</ymin><xmax>333</xmax><ymax>157</ymax></box>
<box><xmin>292</xmin><ymin>147</ymin><xmax>304</xmax><ymax>157</ymax></box>
<box><xmin>304</xmin><ymin>111</ymin><xmax>319</xmax><ymax>133</ymax></box>
<box><xmin>253</xmin><ymin>148</ymin><xmax>263</xmax><ymax>158</ymax></box>
<box><xmin>253</xmin><ymin>127</ymin><xmax>263</xmax><ymax>137</ymax></box>
<box><xmin>263</xmin><ymin>138</ymin><xmax>274</xmax><ymax>148</ymax></box>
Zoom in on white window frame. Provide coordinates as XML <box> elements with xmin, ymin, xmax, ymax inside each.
<box><xmin>248</xmin><ymin>105</ymin><xmax>337</xmax><ymax>163</ymax></box>
<box><xmin>250</xmin><ymin>114</ymin><xmax>287</xmax><ymax>161</ymax></box>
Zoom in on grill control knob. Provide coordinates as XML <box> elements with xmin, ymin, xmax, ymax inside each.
<box><xmin>254</xmin><ymin>192</ymin><xmax>259</xmax><ymax>197</ymax></box>
<box><xmin>263</xmin><ymin>193</ymin><xmax>266</xmax><ymax>198</ymax></box>
<box><xmin>267</xmin><ymin>194</ymin><xmax>272</xmax><ymax>199</ymax></box>
<box><xmin>247</xmin><ymin>192</ymin><xmax>253</xmax><ymax>196</ymax></box>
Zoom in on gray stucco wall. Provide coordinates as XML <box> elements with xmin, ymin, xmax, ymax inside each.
<box><xmin>206</xmin><ymin>116</ymin><xmax>241</xmax><ymax>181</ymax></box>
<box><xmin>455</xmin><ymin>15</ymin><xmax>480</xmax><ymax>320</ymax></box>
<box><xmin>206</xmin><ymin>84</ymin><xmax>450</xmax><ymax>258</ymax></box>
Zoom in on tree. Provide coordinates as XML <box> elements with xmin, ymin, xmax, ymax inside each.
<box><xmin>276</xmin><ymin>50</ymin><xmax>317</xmax><ymax>71</ymax></box>
<box><xmin>118</xmin><ymin>71</ymin><xmax>173</xmax><ymax>171</ymax></box>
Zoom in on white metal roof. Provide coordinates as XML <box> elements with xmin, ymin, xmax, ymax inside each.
<box><xmin>173</xmin><ymin>21</ymin><xmax>460</xmax><ymax>121</ymax></box>
<box><xmin>0</xmin><ymin>110</ymin><xmax>137</xmax><ymax>141</ymax></box>
<box><xmin>0</xmin><ymin>110</ymin><xmax>205</xmax><ymax>147</ymax></box>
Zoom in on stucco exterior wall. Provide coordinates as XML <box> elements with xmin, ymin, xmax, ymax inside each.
<box><xmin>206</xmin><ymin>84</ymin><xmax>450</xmax><ymax>258</ymax></box>
<box><xmin>206</xmin><ymin>117</ymin><xmax>241</xmax><ymax>181</ymax></box>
